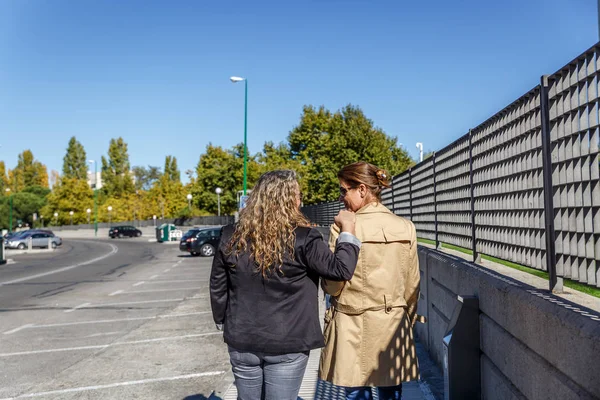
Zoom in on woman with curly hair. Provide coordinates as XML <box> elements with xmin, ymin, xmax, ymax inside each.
<box><xmin>210</xmin><ymin>169</ymin><xmax>361</xmax><ymax>400</ymax></box>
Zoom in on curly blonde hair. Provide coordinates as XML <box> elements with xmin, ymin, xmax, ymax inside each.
<box><xmin>227</xmin><ymin>170</ymin><xmax>309</xmax><ymax>277</ymax></box>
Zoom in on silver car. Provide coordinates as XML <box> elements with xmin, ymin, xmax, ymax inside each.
<box><xmin>5</xmin><ymin>232</ymin><xmax>62</xmax><ymax>250</ymax></box>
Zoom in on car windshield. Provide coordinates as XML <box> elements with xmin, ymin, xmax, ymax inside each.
<box><xmin>196</xmin><ymin>230</ymin><xmax>213</xmax><ymax>237</ymax></box>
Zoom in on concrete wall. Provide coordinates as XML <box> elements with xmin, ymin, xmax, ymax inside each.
<box><xmin>416</xmin><ymin>247</ymin><xmax>600</xmax><ymax>400</ymax></box>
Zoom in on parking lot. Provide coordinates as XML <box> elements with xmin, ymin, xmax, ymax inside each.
<box><xmin>0</xmin><ymin>236</ymin><xmax>230</xmax><ymax>399</ymax></box>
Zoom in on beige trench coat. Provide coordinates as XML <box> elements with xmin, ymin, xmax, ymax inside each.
<box><xmin>318</xmin><ymin>203</ymin><xmax>420</xmax><ymax>388</ymax></box>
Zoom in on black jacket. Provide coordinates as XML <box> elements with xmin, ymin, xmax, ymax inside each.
<box><xmin>210</xmin><ymin>224</ymin><xmax>360</xmax><ymax>354</ymax></box>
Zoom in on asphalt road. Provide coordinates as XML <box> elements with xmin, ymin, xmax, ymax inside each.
<box><xmin>0</xmin><ymin>238</ymin><xmax>229</xmax><ymax>400</ymax></box>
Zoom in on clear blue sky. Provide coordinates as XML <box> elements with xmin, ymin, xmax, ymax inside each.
<box><xmin>0</xmin><ymin>0</ymin><xmax>597</xmax><ymax>181</ymax></box>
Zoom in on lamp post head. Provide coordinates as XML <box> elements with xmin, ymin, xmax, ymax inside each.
<box><xmin>187</xmin><ymin>194</ymin><xmax>192</xmax><ymax>200</ymax></box>
<box><xmin>108</xmin><ymin>206</ymin><xmax>113</xmax><ymax>212</ymax></box>
<box><xmin>88</xmin><ymin>160</ymin><xmax>94</xmax><ymax>164</ymax></box>
<box><xmin>54</xmin><ymin>212</ymin><xmax>58</xmax><ymax>217</ymax></box>
<box><xmin>69</xmin><ymin>211</ymin><xmax>74</xmax><ymax>215</ymax></box>
<box><xmin>416</xmin><ymin>142</ymin><xmax>423</xmax><ymax>150</ymax></box>
<box><xmin>87</xmin><ymin>209</ymin><xmax>91</xmax><ymax>213</ymax></box>
<box><xmin>230</xmin><ymin>76</ymin><xmax>245</xmax><ymax>83</ymax></box>
<box><xmin>5</xmin><ymin>188</ymin><xmax>10</xmax><ymax>193</ymax></box>
<box><xmin>215</xmin><ymin>187</ymin><xmax>222</xmax><ymax>194</ymax></box>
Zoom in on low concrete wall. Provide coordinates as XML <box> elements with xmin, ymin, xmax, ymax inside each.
<box><xmin>416</xmin><ymin>247</ymin><xmax>600</xmax><ymax>400</ymax></box>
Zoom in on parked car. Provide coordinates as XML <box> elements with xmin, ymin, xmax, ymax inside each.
<box><xmin>5</xmin><ymin>231</ymin><xmax>62</xmax><ymax>250</ymax></box>
<box><xmin>3</xmin><ymin>229</ymin><xmax>55</xmax><ymax>245</ymax></box>
<box><xmin>109</xmin><ymin>226</ymin><xmax>142</xmax><ymax>239</ymax></box>
<box><xmin>179</xmin><ymin>227</ymin><xmax>222</xmax><ymax>257</ymax></box>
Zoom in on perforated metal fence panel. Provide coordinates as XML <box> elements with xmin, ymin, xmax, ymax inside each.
<box><xmin>471</xmin><ymin>87</ymin><xmax>546</xmax><ymax>271</ymax></box>
<box><xmin>548</xmin><ymin>46</ymin><xmax>600</xmax><ymax>287</ymax></box>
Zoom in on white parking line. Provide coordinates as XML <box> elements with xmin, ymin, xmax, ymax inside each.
<box><xmin>0</xmin><ymin>332</ymin><xmax>222</xmax><ymax>357</ymax></box>
<box><xmin>3</xmin><ymin>311</ymin><xmax>211</xmax><ymax>334</ymax></box>
<box><xmin>0</xmin><ymin>371</ymin><xmax>225</xmax><ymax>399</ymax></box>
<box><xmin>3</xmin><ymin>324</ymin><xmax>34</xmax><ymax>335</ymax></box>
<box><xmin>64</xmin><ymin>303</ymin><xmax>91</xmax><ymax>313</ymax></box>
<box><xmin>0</xmin><ymin>243</ymin><xmax>118</xmax><ymax>286</ymax></box>
<box><xmin>115</xmin><ymin>287</ymin><xmax>205</xmax><ymax>295</ymax></box>
<box><xmin>141</xmin><ymin>279</ymin><xmax>204</xmax><ymax>284</ymax></box>
<box><xmin>149</xmin><ymin>275</ymin><xmax>158</xmax><ymax>279</ymax></box>
<box><xmin>132</xmin><ymin>281</ymin><xmax>145</xmax><ymax>287</ymax></box>
<box><xmin>108</xmin><ymin>290</ymin><xmax>124</xmax><ymax>296</ymax></box>
<box><xmin>163</xmin><ymin>268</ymin><xmax>171</xmax><ymax>272</ymax></box>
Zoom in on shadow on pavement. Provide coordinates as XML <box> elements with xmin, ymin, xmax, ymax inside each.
<box><xmin>183</xmin><ymin>393</ymin><xmax>223</xmax><ymax>400</ymax></box>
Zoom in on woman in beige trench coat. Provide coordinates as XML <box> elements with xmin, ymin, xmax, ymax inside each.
<box><xmin>319</xmin><ymin>162</ymin><xmax>421</xmax><ymax>400</ymax></box>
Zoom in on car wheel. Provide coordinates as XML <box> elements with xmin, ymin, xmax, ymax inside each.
<box><xmin>51</xmin><ymin>242</ymin><xmax>57</xmax><ymax>249</ymax></box>
<box><xmin>136</xmin><ymin>232</ymin><xmax>141</xmax><ymax>237</ymax></box>
<box><xmin>200</xmin><ymin>244</ymin><xmax>215</xmax><ymax>257</ymax></box>
<box><xmin>118</xmin><ymin>233</ymin><xmax>124</xmax><ymax>238</ymax></box>
<box><xmin>17</xmin><ymin>243</ymin><xmax>26</xmax><ymax>250</ymax></box>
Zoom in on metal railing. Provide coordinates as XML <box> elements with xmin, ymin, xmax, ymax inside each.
<box><xmin>300</xmin><ymin>42</ymin><xmax>600</xmax><ymax>291</ymax></box>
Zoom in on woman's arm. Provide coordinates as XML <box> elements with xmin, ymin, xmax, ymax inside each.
<box><xmin>321</xmin><ymin>224</ymin><xmax>348</xmax><ymax>296</ymax></box>
<box><xmin>209</xmin><ymin>242</ymin><xmax>228</xmax><ymax>327</ymax></box>
<box><xmin>404</xmin><ymin>221</ymin><xmax>420</xmax><ymax>326</ymax></box>
<box><xmin>304</xmin><ymin>227</ymin><xmax>360</xmax><ymax>281</ymax></box>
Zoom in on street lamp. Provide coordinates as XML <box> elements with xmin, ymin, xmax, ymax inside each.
<box><xmin>5</xmin><ymin>188</ymin><xmax>12</xmax><ymax>232</ymax></box>
<box><xmin>416</xmin><ymin>142</ymin><xmax>424</xmax><ymax>162</ymax></box>
<box><xmin>88</xmin><ymin>160</ymin><xmax>98</xmax><ymax>237</ymax></box>
<box><xmin>230</xmin><ymin>76</ymin><xmax>248</xmax><ymax>195</ymax></box>
<box><xmin>107</xmin><ymin>206</ymin><xmax>113</xmax><ymax>226</ymax></box>
<box><xmin>86</xmin><ymin>208</ymin><xmax>91</xmax><ymax>224</ymax></box>
<box><xmin>54</xmin><ymin>212</ymin><xmax>58</xmax><ymax>226</ymax></box>
<box><xmin>215</xmin><ymin>187</ymin><xmax>222</xmax><ymax>216</ymax></box>
<box><xmin>187</xmin><ymin>193</ymin><xmax>192</xmax><ymax>212</ymax></box>
<box><xmin>69</xmin><ymin>211</ymin><xmax>74</xmax><ymax>226</ymax></box>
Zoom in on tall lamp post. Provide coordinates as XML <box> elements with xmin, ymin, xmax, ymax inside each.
<box><xmin>69</xmin><ymin>211</ymin><xmax>74</xmax><ymax>226</ymax></box>
<box><xmin>5</xmin><ymin>188</ymin><xmax>12</xmax><ymax>232</ymax></box>
<box><xmin>86</xmin><ymin>208</ymin><xmax>91</xmax><ymax>224</ymax></box>
<box><xmin>416</xmin><ymin>142</ymin><xmax>424</xmax><ymax>162</ymax></box>
<box><xmin>230</xmin><ymin>76</ymin><xmax>248</xmax><ymax>195</ymax></box>
<box><xmin>88</xmin><ymin>160</ymin><xmax>98</xmax><ymax>237</ymax></box>
<box><xmin>40</xmin><ymin>215</ymin><xmax>44</xmax><ymax>228</ymax></box>
<box><xmin>187</xmin><ymin>193</ymin><xmax>192</xmax><ymax>213</ymax></box>
<box><xmin>54</xmin><ymin>212</ymin><xmax>58</xmax><ymax>226</ymax></box>
<box><xmin>107</xmin><ymin>206</ymin><xmax>113</xmax><ymax>226</ymax></box>
<box><xmin>215</xmin><ymin>187</ymin><xmax>222</xmax><ymax>216</ymax></box>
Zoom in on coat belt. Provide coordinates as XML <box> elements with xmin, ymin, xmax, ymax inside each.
<box><xmin>330</xmin><ymin>297</ymin><xmax>427</xmax><ymax>323</ymax></box>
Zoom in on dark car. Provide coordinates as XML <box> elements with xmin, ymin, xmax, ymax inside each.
<box><xmin>109</xmin><ymin>226</ymin><xmax>142</xmax><ymax>239</ymax></box>
<box><xmin>179</xmin><ymin>227</ymin><xmax>221</xmax><ymax>257</ymax></box>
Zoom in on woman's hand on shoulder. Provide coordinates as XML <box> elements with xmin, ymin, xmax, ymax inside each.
<box><xmin>334</xmin><ymin>209</ymin><xmax>356</xmax><ymax>235</ymax></box>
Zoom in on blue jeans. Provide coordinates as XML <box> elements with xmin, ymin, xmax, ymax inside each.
<box><xmin>345</xmin><ymin>385</ymin><xmax>403</xmax><ymax>400</ymax></box>
<box><xmin>228</xmin><ymin>346</ymin><xmax>309</xmax><ymax>400</ymax></box>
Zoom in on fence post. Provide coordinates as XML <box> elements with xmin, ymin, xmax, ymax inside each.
<box><xmin>540</xmin><ymin>76</ymin><xmax>561</xmax><ymax>293</ymax></box>
<box><xmin>433</xmin><ymin>152</ymin><xmax>439</xmax><ymax>249</ymax></box>
<box><xmin>409</xmin><ymin>168</ymin><xmax>413</xmax><ymax>221</ymax></box>
<box><xmin>469</xmin><ymin>129</ymin><xmax>480</xmax><ymax>263</ymax></box>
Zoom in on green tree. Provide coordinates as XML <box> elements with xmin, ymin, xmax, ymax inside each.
<box><xmin>0</xmin><ymin>191</ymin><xmax>47</xmax><ymax>229</ymax></box>
<box><xmin>288</xmin><ymin>104</ymin><xmax>413</xmax><ymax>203</ymax></box>
<box><xmin>258</xmin><ymin>141</ymin><xmax>308</xmax><ymax>195</ymax></box>
<box><xmin>0</xmin><ymin>161</ymin><xmax>8</xmax><ymax>195</ymax></box>
<box><xmin>9</xmin><ymin>150</ymin><xmax>49</xmax><ymax>192</ymax></box>
<box><xmin>191</xmin><ymin>144</ymin><xmax>261</xmax><ymax>215</ymax></box>
<box><xmin>101</xmin><ymin>137</ymin><xmax>135</xmax><ymax>198</ymax></box>
<box><xmin>62</xmin><ymin>137</ymin><xmax>88</xmax><ymax>180</ymax></box>
<box><xmin>41</xmin><ymin>178</ymin><xmax>93</xmax><ymax>226</ymax></box>
<box><xmin>132</xmin><ymin>165</ymin><xmax>161</xmax><ymax>191</ymax></box>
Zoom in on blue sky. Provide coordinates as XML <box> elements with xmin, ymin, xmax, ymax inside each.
<box><xmin>0</xmin><ymin>0</ymin><xmax>597</xmax><ymax>181</ymax></box>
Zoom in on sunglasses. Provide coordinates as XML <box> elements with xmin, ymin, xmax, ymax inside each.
<box><xmin>339</xmin><ymin>186</ymin><xmax>355</xmax><ymax>197</ymax></box>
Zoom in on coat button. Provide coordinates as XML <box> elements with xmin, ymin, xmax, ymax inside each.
<box><xmin>386</xmin><ymin>307</ymin><xmax>392</xmax><ymax>312</ymax></box>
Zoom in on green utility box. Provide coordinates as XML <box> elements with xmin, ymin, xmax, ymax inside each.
<box><xmin>156</xmin><ymin>223</ymin><xmax>178</xmax><ymax>242</ymax></box>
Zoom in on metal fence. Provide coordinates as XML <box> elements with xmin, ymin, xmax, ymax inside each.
<box><xmin>300</xmin><ymin>42</ymin><xmax>600</xmax><ymax>290</ymax></box>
